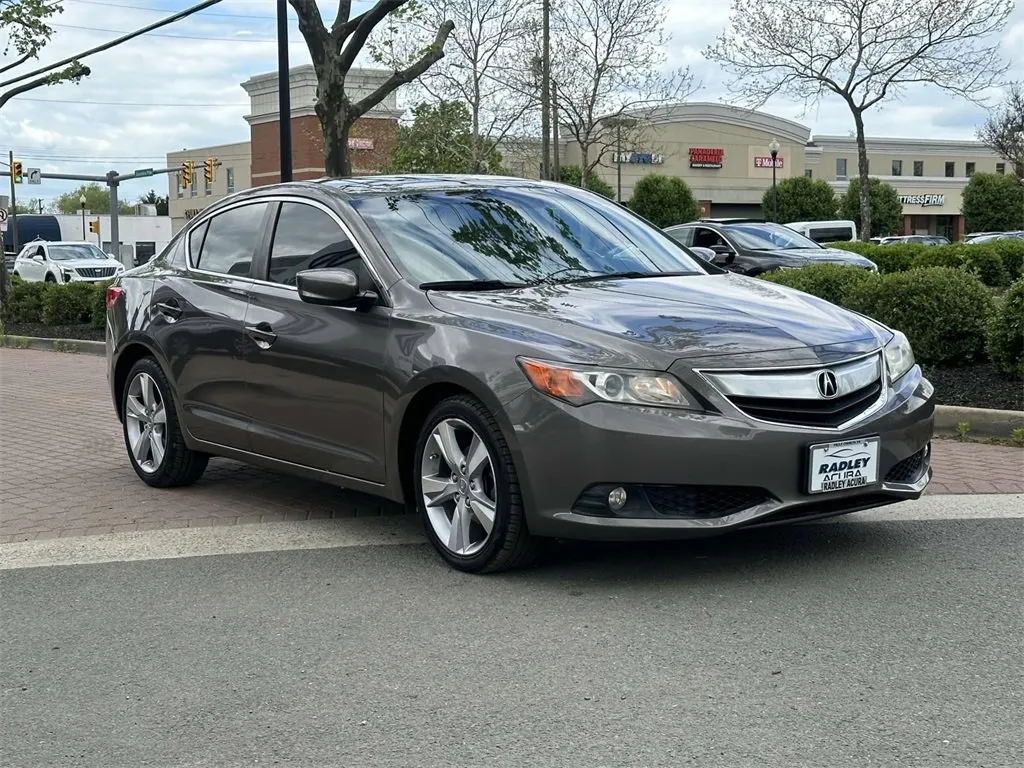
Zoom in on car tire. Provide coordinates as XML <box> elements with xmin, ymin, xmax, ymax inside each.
<box><xmin>121</xmin><ymin>357</ymin><xmax>209</xmax><ymax>488</ymax></box>
<box><xmin>44</xmin><ymin>273</ymin><xmax>56</xmax><ymax>283</ymax></box>
<box><xmin>413</xmin><ymin>395</ymin><xmax>540</xmax><ymax>574</ymax></box>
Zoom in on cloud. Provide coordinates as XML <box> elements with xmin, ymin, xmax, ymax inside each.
<box><xmin>1</xmin><ymin>0</ymin><xmax>1021</xmax><ymax>206</ymax></box>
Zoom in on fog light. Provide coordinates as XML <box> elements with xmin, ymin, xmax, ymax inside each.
<box><xmin>607</xmin><ymin>486</ymin><xmax>628</xmax><ymax>511</ymax></box>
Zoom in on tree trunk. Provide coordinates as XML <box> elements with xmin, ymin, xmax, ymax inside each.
<box><xmin>579</xmin><ymin>145</ymin><xmax>589</xmax><ymax>187</ymax></box>
<box><xmin>853</xmin><ymin>109</ymin><xmax>872</xmax><ymax>241</ymax></box>
<box><xmin>316</xmin><ymin>77</ymin><xmax>353</xmax><ymax>178</ymax></box>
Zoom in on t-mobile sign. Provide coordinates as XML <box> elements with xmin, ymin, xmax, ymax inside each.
<box><xmin>754</xmin><ymin>156</ymin><xmax>784</xmax><ymax>168</ymax></box>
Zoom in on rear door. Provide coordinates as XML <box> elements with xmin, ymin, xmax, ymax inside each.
<box><xmin>242</xmin><ymin>198</ymin><xmax>390</xmax><ymax>482</ymax></box>
<box><xmin>148</xmin><ymin>200</ymin><xmax>273</xmax><ymax>450</ymax></box>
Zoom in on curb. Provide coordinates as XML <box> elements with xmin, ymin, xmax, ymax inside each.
<box><xmin>934</xmin><ymin>405</ymin><xmax>1024</xmax><ymax>439</ymax></box>
<box><xmin>0</xmin><ymin>335</ymin><xmax>106</xmax><ymax>356</ymax></box>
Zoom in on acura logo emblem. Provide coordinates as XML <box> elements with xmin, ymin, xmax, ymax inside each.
<box><xmin>817</xmin><ymin>370</ymin><xmax>839</xmax><ymax>398</ymax></box>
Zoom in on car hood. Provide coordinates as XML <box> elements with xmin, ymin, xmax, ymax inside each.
<box><xmin>427</xmin><ymin>273</ymin><xmax>885</xmax><ymax>368</ymax></box>
<box><xmin>59</xmin><ymin>259</ymin><xmax>122</xmax><ymax>269</ymax></box>
<box><xmin>773</xmin><ymin>247</ymin><xmax>876</xmax><ymax>267</ymax></box>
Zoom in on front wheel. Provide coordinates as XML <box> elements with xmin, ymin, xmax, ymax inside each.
<box><xmin>414</xmin><ymin>396</ymin><xmax>540</xmax><ymax>573</ymax></box>
<box><xmin>122</xmin><ymin>357</ymin><xmax>209</xmax><ymax>487</ymax></box>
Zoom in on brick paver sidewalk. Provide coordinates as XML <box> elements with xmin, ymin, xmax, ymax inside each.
<box><xmin>1</xmin><ymin>348</ymin><xmax>1021</xmax><ymax>543</ymax></box>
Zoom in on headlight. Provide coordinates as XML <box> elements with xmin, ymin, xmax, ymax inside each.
<box><xmin>518</xmin><ymin>357</ymin><xmax>695</xmax><ymax>409</ymax></box>
<box><xmin>884</xmin><ymin>330</ymin><xmax>915</xmax><ymax>382</ymax></box>
<box><xmin>62</xmin><ymin>269</ymin><xmax>73</xmax><ymax>283</ymax></box>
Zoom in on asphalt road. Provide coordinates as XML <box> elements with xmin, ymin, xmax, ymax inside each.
<box><xmin>2</xmin><ymin>499</ymin><xmax>1022</xmax><ymax>768</ymax></box>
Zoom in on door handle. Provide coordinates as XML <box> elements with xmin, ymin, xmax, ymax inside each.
<box><xmin>155</xmin><ymin>299</ymin><xmax>183</xmax><ymax>321</ymax></box>
<box><xmin>245</xmin><ymin>322</ymin><xmax>277</xmax><ymax>350</ymax></box>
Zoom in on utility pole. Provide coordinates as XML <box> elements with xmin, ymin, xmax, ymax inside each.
<box><xmin>552</xmin><ymin>80</ymin><xmax>560</xmax><ymax>182</ymax></box>
<box><xmin>540</xmin><ymin>0</ymin><xmax>550</xmax><ymax>180</ymax></box>
<box><xmin>277</xmin><ymin>0</ymin><xmax>292</xmax><ymax>183</ymax></box>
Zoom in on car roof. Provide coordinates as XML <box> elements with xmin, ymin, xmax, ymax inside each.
<box><xmin>317</xmin><ymin>174</ymin><xmax>559</xmax><ymax>199</ymax></box>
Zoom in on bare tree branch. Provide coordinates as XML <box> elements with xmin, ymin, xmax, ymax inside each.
<box><xmin>976</xmin><ymin>82</ymin><xmax>1024</xmax><ymax>181</ymax></box>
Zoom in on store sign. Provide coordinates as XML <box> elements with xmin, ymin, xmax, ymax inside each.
<box><xmin>898</xmin><ymin>194</ymin><xmax>945</xmax><ymax>207</ymax></box>
<box><xmin>613</xmin><ymin>151</ymin><xmax>664</xmax><ymax>165</ymax></box>
<box><xmin>689</xmin><ymin>147</ymin><xmax>724</xmax><ymax>169</ymax></box>
<box><xmin>754</xmin><ymin>156</ymin><xmax>784</xmax><ymax>168</ymax></box>
<box><xmin>348</xmin><ymin>137</ymin><xmax>374</xmax><ymax>150</ymax></box>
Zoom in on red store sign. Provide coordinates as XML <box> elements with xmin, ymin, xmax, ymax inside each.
<box><xmin>689</xmin><ymin>147</ymin><xmax>724</xmax><ymax>169</ymax></box>
<box><xmin>754</xmin><ymin>156</ymin><xmax>784</xmax><ymax>168</ymax></box>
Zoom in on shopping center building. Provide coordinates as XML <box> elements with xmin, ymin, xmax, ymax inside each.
<box><xmin>168</xmin><ymin>73</ymin><xmax>1006</xmax><ymax>238</ymax></box>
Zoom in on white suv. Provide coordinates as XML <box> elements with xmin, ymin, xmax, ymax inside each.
<box><xmin>12</xmin><ymin>241</ymin><xmax>125</xmax><ymax>284</ymax></box>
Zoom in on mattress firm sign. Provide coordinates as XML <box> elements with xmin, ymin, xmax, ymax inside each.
<box><xmin>689</xmin><ymin>147</ymin><xmax>724</xmax><ymax>169</ymax></box>
<box><xmin>898</xmin><ymin>194</ymin><xmax>945</xmax><ymax>207</ymax></box>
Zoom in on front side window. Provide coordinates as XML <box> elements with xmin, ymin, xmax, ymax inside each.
<box><xmin>349</xmin><ymin>186</ymin><xmax>705</xmax><ymax>286</ymax></box>
<box><xmin>191</xmin><ymin>203</ymin><xmax>268</xmax><ymax>276</ymax></box>
<box><xmin>724</xmin><ymin>223</ymin><xmax>822</xmax><ymax>251</ymax></box>
<box><xmin>267</xmin><ymin>203</ymin><xmax>371</xmax><ymax>289</ymax></box>
<box><xmin>48</xmin><ymin>244</ymin><xmax>108</xmax><ymax>261</ymax></box>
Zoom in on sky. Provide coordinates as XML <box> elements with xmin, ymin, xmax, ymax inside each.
<box><xmin>1</xmin><ymin>0</ymin><xmax>1022</xmax><ymax>206</ymax></box>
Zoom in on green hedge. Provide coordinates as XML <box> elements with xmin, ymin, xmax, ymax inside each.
<box><xmin>827</xmin><ymin>239</ymin><xmax>1023</xmax><ymax>286</ymax></box>
<box><xmin>762</xmin><ymin>264</ymin><xmax>994</xmax><ymax>366</ymax></box>
<box><xmin>3</xmin><ymin>277</ymin><xmax>110</xmax><ymax>328</ymax></box>
<box><xmin>4</xmin><ymin>277</ymin><xmax>52</xmax><ymax>324</ymax></box>
<box><xmin>987</xmin><ymin>278</ymin><xmax>1024</xmax><ymax>377</ymax></box>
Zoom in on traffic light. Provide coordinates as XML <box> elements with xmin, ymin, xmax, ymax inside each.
<box><xmin>204</xmin><ymin>157</ymin><xmax>216</xmax><ymax>183</ymax></box>
<box><xmin>181</xmin><ymin>160</ymin><xmax>194</xmax><ymax>187</ymax></box>
<box><xmin>10</xmin><ymin>160</ymin><xmax>23</xmax><ymax>183</ymax></box>
<box><xmin>88</xmin><ymin>219</ymin><xmax>99</xmax><ymax>234</ymax></box>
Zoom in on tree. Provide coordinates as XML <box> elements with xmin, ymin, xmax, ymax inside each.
<box><xmin>761</xmin><ymin>175</ymin><xmax>837</xmax><ymax>223</ymax></box>
<box><xmin>0</xmin><ymin>1</ymin><xmax>89</xmax><ymax>108</ymax></box>
<box><xmin>977</xmin><ymin>83</ymin><xmax>1024</xmax><ymax>181</ymax></box>
<box><xmin>138</xmin><ymin>190</ymin><xmax>169</xmax><ymax>216</ymax></box>
<box><xmin>839</xmin><ymin>177</ymin><xmax>902</xmax><ymax>237</ymax></box>
<box><xmin>628</xmin><ymin>174</ymin><xmax>700</xmax><ymax>228</ymax></box>
<box><xmin>557</xmin><ymin>165</ymin><xmax>614</xmax><ymax>199</ymax></box>
<box><xmin>288</xmin><ymin>0</ymin><xmax>454</xmax><ymax>177</ymax></box>
<box><xmin>551</xmin><ymin>0</ymin><xmax>696</xmax><ymax>182</ymax></box>
<box><xmin>53</xmin><ymin>184</ymin><xmax>133</xmax><ymax>215</ymax></box>
<box><xmin>962</xmin><ymin>172</ymin><xmax>1024</xmax><ymax>233</ymax></box>
<box><xmin>387</xmin><ymin>100</ymin><xmax>504</xmax><ymax>173</ymax></box>
<box><xmin>376</xmin><ymin>0</ymin><xmax>536</xmax><ymax>173</ymax></box>
<box><xmin>705</xmin><ymin>0</ymin><xmax>1013</xmax><ymax>240</ymax></box>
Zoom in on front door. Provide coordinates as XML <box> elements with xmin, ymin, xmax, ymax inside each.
<box><xmin>243</xmin><ymin>200</ymin><xmax>390</xmax><ymax>483</ymax></box>
<box><xmin>149</xmin><ymin>201</ymin><xmax>273</xmax><ymax>450</ymax></box>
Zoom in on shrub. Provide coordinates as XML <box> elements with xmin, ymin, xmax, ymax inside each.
<box><xmin>828</xmin><ymin>241</ymin><xmax>1014</xmax><ymax>285</ymax></box>
<box><xmin>826</xmin><ymin>241</ymin><xmax>917</xmax><ymax>273</ymax></box>
<box><xmin>627</xmin><ymin>174</ymin><xmax>700</xmax><ymax>228</ymax></box>
<box><xmin>838</xmin><ymin>177</ymin><xmax>902</xmax><ymax>237</ymax></box>
<box><xmin>42</xmin><ymin>282</ymin><xmax>98</xmax><ymax>326</ymax></box>
<box><xmin>986</xmin><ymin>278</ymin><xmax>1024</xmax><ymax>377</ymax></box>
<box><xmin>912</xmin><ymin>244</ymin><xmax>1007</xmax><ymax>287</ymax></box>
<box><xmin>990</xmin><ymin>239</ymin><xmax>1024</xmax><ymax>282</ymax></box>
<box><xmin>3</xmin><ymin>279</ymin><xmax>52</xmax><ymax>324</ymax></box>
<box><xmin>962</xmin><ymin>171</ymin><xmax>1024</xmax><ymax>233</ymax></box>
<box><xmin>759</xmin><ymin>263</ymin><xmax>877</xmax><ymax>307</ymax></box>
<box><xmin>846</xmin><ymin>267</ymin><xmax>994</xmax><ymax>366</ymax></box>
<box><xmin>558</xmin><ymin>164</ymin><xmax>615</xmax><ymax>199</ymax></box>
<box><xmin>760</xmin><ymin>175</ymin><xmax>837</xmax><ymax>222</ymax></box>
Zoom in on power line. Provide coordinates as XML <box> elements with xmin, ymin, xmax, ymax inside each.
<box><xmin>67</xmin><ymin>0</ymin><xmax>276</xmax><ymax>20</ymax></box>
<box><xmin>51</xmin><ymin>22</ymin><xmax>294</xmax><ymax>43</ymax></box>
<box><xmin>12</xmin><ymin>96</ymin><xmax>249</xmax><ymax>107</ymax></box>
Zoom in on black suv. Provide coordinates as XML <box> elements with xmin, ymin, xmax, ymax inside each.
<box><xmin>665</xmin><ymin>219</ymin><xmax>877</xmax><ymax>276</ymax></box>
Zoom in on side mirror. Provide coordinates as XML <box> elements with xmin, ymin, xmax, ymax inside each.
<box><xmin>33</xmin><ymin>252</ymin><xmax>45</xmax><ymax>260</ymax></box>
<box><xmin>689</xmin><ymin>246</ymin><xmax>716</xmax><ymax>263</ymax></box>
<box><xmin>710</xmin><ymin>244</ymin><xmax>735</xmax><ymax>264</ymax></box>
<box><xmin>296</xmin><ymin>267</ymin><xmax>376</xmax><ymax>308</ymax></box>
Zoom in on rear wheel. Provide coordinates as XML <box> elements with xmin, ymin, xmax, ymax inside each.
<box><xmin>122</xmin><ymin>357</ymin><xmax>208</xmax><ymax>487</ymax></box>
<box><xmin>414</xmin><ymin>396</ymin><xmax>540</xmax><ymax>573</ymax></box>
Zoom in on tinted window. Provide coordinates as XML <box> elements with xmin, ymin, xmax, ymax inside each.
<box><xmin>188</xmin><ymin>221</ymin><xmax>208</xmax><ymax>263</ymax></box>
<box><xmin>350</xmin><ymin>186</ymin><xmax>704</xmax><ymax>286</ymax></box>
<box><xmin>193</xmin><ymin>203</ymin><xmax>268</xmax><ymax>276</ymax></box>
<box><xmin>725</xmin><ymin>223</ymin><xmax>822</xmax><ymax>251</ymax></box>
<box><xmin>268</xmin><ymin>203</ymin><xmax>371</xmax><ymax>289</ymax></box>
<box><xmin>163</xmin><ymin>234</ymin><xmax>186</xmax><ymax>266</ymax></box>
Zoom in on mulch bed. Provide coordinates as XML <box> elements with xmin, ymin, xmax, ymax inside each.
<box><xmin>922</xmin><ymin>363</ymin><xmax>1023</xmax><ymax>412</ymax></box>
<box><xmin>4</xmin><ymin>323</ymin><xmax>105</xmax><ymax>342</ymax></box>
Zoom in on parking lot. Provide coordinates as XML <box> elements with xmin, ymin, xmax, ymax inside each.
<box><xmin>1</xmin><ymin>346</ymin><xmax>1022</xmax><ymax>543</ymax></box>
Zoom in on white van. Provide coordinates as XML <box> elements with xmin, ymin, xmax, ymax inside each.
<box><xmin>785</xmin><ymin>220</ymin><xmax>858</xmax><ymax>244</ymax></box>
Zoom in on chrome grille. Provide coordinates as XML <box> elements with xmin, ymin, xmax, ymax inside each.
<box><xmin>74</xmin><ymin>267</ymin><xmax>117</xmax><ymax>278</ymax></box>
<box><xmin>700</xmin><ymin>353</ymin><xmax>885</xmax><ymax>429</ymax></box>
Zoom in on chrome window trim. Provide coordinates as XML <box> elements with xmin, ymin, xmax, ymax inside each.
<box><xmin>702</xmin><ymin>353</ymin><xmax>880</xmax><ymax>401</ymax></box>
<box><xmin>183</xmin><ymin>195</ymin><xmax>390</xmax><ymax>302</ymax></box>
<box><xmin>694</xmin><ymin>350</ymin><xmax>889</xmax><ymax>433</ymax></box>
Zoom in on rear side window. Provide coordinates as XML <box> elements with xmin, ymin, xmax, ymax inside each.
<box><xmin>192</xmin><ymin>203</ymin><xmax>269</xmax><ymax>277</ymax></box>
<box><xmin>267</xmin><ymin>202</ymin><xmax>370</xmax><ymax>288</ymax></box>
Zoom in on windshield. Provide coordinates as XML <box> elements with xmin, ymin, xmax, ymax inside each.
<box><xmin>349</xmin><ymin>186</ymin><xmax>707</xmax><ymax>286</ymax></box>
<box><xmin>725</xmin><ymin>223</ymin><xmax>823</xmax><ymax>251</ymax></box>
<box><xmin>48</xmin><ymin>244</ymin><xmax>109</xmax><ymax>261</ymax></box>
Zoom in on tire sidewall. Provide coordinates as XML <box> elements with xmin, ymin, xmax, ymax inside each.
<box><xmin>122</xmin><ymin>358</ymin><xmax>176</xmax><ymax>483</ymax></box>
<box><xmin>414</xmin><ymin>399</ymin><xmax>516</xmax><ymax>571</ymax></box>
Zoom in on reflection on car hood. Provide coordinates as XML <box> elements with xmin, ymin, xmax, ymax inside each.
<box><xmin>775</xmin><ymin>247</ymin><xmax>875</xmax><ymax>266</ymax></box>
<box><xmin>429</xmin><ymin>273</ymin><xmax>883</xmax><ymax>365</ymax></box>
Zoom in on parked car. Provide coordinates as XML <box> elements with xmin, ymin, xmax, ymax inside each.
<box><xmin>105</xmin><ymin>176</ymin><xmax>934</xmax><ymax>573</ymax></box>
<box><xmin>965</xmin><ymin>231</ymin><xmax>1024</xmax><ymax>244</ymax></box>
<box><xmin>878</xmin><ymin>235</ymin><xmax>950</xmax><ymax>246</ymax></box>
<box><xmin>663</xmin><ymin>219</ymin><xmax>877</xmax><ymax>275</ymax></box>
<box><xmin>784</xmin><ymin>219</ymin><xmax>858</xmax><ymax>243</ymax></box>
<box><xmin>12</xmin><ymin>240</ymin><xmax>125</xmax><ymax>283</ymax></box>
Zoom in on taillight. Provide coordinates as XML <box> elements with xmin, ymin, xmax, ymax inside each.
<box><xmin>105</xmin><ymin>286</ymin><xmax>124</xmax><ymax>310</ymax></box>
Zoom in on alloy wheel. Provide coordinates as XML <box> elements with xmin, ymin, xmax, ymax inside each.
<box><xmin>125</xmin><ymin>371</ymin><xmax>167</xmax><ymax>474</ymax></box>
<box><xmin>420</xmin><ymin>418</ymin><xmax>498</xmax><ymax>557</ymax></box>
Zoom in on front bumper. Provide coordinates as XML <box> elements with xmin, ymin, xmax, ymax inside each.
<box><xmin>504</xmin><ymin>366</ymin><xmax>935</xmax><ymax>540</ymax></box>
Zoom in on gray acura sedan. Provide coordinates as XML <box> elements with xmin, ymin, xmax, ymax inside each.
<box><xmin>105</xmin><ymin>175</ymin><xmax>935</xmax><ymax>573</ymax></box>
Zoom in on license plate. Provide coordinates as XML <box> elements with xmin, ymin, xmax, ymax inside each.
<box><xmin>808</xmin><ymin>437</ymin><xmax>880</xmax><ymax>494</ymax></box>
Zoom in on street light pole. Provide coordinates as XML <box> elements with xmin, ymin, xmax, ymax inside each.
<box><xmin>277</xmin><ymin>0</ymin><xmax>292</xmax><ymax>183</ymax></box>
<box><xmin>769</xmin><ymin>137</ymin><xmax>780</xmax><ymax>223</ymax></box>
<box><xmin>79</xmin><ymin>195</ymin><xmax>86</xmax><ymax>239</ymax></box>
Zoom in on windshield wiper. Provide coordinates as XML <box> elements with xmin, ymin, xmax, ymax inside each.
<box><xmin>419</xmin><ymin>279</ymin><xmax>527</xmax><ymax>291</ymax></box>
<box><xmin>554</xmin><ymin>270</ymin><xmax>695</xmax><ymax>284</ymax></box>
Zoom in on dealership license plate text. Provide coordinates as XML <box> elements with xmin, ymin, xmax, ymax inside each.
<box><xmin>808</xmin><ymin>437</ymin><xmax>880</xmax><ymax>494</ymax></box>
